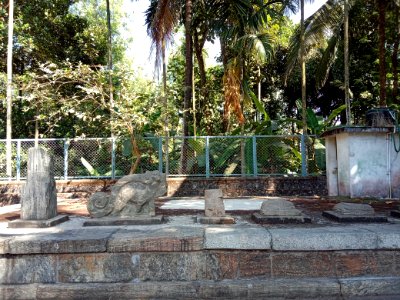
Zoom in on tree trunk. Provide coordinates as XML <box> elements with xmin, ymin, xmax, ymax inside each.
<box><xmin>6</xmin><ymin>0</ymin><xmax>14</xmax><ymax>178</ymax></box>
<box><xmin>193</xmin><ymin>29</ymin><xmax>209</xmax><ymax>133</ymax></box>
<box><xmin>392</xmin><ymin>6</ymin><xmax>399</xmax><ymax>103</ymax></box>
<box><xmin>344</xmin><ymin>0</ymin><xmax>351</xmax><ymax>124</ymax></box>
<box><xmin>180</xmin><ymin>0</ymin><xmax>193</xmax><ymax>174</ymax></box>
<box><xmin>300</xmin><ymin>0</ymin><xmax>307</xmax><ymax>133</ymax></box>
<box><xmin>162</xmin><ymin>41</ymin><xmax>169</xmax><ymax>175</ymax></box>
<box><xmin>106</xmin><ymin>0</ymin><xmax>114</xmax><ymax>135</ymax></box>
<box><xmin>378</xmin><ymin>0</ymin><xmax>387</xmax><ymax>107</ymax></box>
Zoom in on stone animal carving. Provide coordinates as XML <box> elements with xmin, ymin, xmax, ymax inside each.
<box><xmin>87</xmin><ymin>171</ymin><xmax>167</xmax><ymax>218</ymax></box>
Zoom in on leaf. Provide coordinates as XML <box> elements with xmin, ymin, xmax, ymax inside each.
<box><xmin>80</xmin><ymin>157</ymin><xmax>100</xmax><ymax>176</ymax></box>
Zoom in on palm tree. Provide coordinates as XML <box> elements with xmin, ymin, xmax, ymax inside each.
<box><xmin>6</xmin><ymin>0</ymin><xmax>14</xmax><ymax>177</ymax></box>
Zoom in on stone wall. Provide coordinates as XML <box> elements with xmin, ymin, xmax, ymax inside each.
<box><xmin>1</xmin><ymin>224</ymin><xmax>400</xmax><ymax>299</ymax></box>
<box><xmin>0</xmin><ymin>176</ymin><xmax>327</xmax><ymax>204</ymax></box>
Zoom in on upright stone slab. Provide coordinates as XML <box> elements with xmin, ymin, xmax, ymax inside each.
<box><xmin>22</xmin><ymin>147</ymin><xmax>57</xmax><ymax>220</ymax></box>
<box><xmin>8</xmin><ymin>147</ymin><xmax>68</xmax><ymax>228</ymax></box>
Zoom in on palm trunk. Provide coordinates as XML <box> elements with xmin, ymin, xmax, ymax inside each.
<box><xmin>300</xmin><ymin>0</ymin><xmax>307</xmax><ymax>133</ymax></box>
<box><xmin>180</xmin><ymin>0</ymin><xmax>193</xmax><ymax>174</ymax></box>
<box><xmin>344</xmin><ymin>0</ymin><xmax>351</xmax><ymax>124</ymax></box>
<box><xmin>106</xmin><ymin>0</ymin><xmax>114</xmax><ymax>136</ymax></box>
<box><xmin>6</xmin><ymin>0</ymin><xmax>14</xmax><ymax>177</ymax></box>
<box><xmin>162</xmin><ymin>41</ymin><xmax>169</xmax><ymax>175</ymax></box>
<box><xmin>378</xmin><ymin>0</ymin><xmax>387</xmax><ymax>107</ymax></box>
<box><xmin>392</xmin><ymin>6</ymin><xmax>399</xmax><ymax>103</ymax></box>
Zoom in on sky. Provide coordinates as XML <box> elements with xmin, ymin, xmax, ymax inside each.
<box><xmin>122</xmin><ymin>0</ymin><xmax>328</xmax><ymax>79</ymax></box>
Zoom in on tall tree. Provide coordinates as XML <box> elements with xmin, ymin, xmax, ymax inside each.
<box><xmin>377</xmin><ymin>0</ymin><xmax>387</xmax><ymax>106</ymax></box>
<box><xmin>6</xmin><ymin>0</ymin><xmax>14</xmax><ymax>177</ymax></box>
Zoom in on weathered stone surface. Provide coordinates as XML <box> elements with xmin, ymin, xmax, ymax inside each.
<box><xmin>335</xmin><ymin>252</ymin><xmax>374</xmax><ymax>277</ymax></box>
<box><xmin>339</xmin><ymin>277</ymin><xmax>400</xmax><ymax>297</ymax></box>
<box><xmin>252</xmin><ymin>213</ymin><xmax>311</xmax><ymax>224</ymax></box>
<box><xmin>7</xmin><ymin>215</ymin><xmax>69</xmax><ymax>228</ymax></box>
<box><xmin>259</xmin><ymin>199</ymin><xmax>302</xmax><ymax>216</ymax></box>
<box><xmin>58</xmin><ymin>253</ymin><xmax>137</xmax><ymax>283</ymax></box>
<box><xmin>204</xmin><ymin>189</ymin><xmax>225</xmax><ymax>217</ymax></box>
<box><xmin>3</xmin><ymin>228</ymin><xmax>117</xmax><ymax>254</ymax></box>
<box><xmin>239</xmin><ymin>252</ymin><xmax>271</xmax><ymax>278</ymax></box>
<box><xmin>272</xmin><ymin>252</ymin><xmax>334</xmax><ymax>278</ymax></box>
<box><xmin>83</xmin><ymin>215</ymin><xmax>164</xmax><ymax>226</ymax></box>
<box><xmin>0</xmin><ymin>255</ymin><xmax>56</xmax><ymax>284</ymax></box>
<box><xmin>197</xmin><ymin>216</ymin><xmax>235</xmax><ymax>224</ymax></box>
<box><xmin>356</xmin><ymin>224</ymin><xmax>400</xmax><ymax>249</ymax></box>
<box><xmin>36</xmin><ymin>282</ymin><xmax>199</xmax><ymax>300</ymax></box>
<box><xmin>139</xmin><ymin>252</ymin><xmax>208</xmax><ymax>281</ymax></box>
<box><xmin>0</xmin><ymin>284</ymin><xmax>38</xmax><ymax>300</ymax></box>
<box><xmin>323</xmin><ymin>210</ymin><xmax>388</xmax><ymax>223</ymax></box>
<box><xmin>87</xmin><ymin>171</ymin><xmax>166</xmax><ymax>218</ymax></box>
<box><xmin>269</xmin><ymin>226</ymin><xmax>378</xmax><ymax>251</ymax></box>
<box><xmin>205</xmin><ymin>226</ymin><xmax>271</xmax><ymax>249</ymax></box>
<box><xmin>108</xmin><ymin>227</ymin><xmax>204</xmax><ymax>252</ymax></box>
<box><xmin>334</xmin><ymin>202</ymin><xmax>375</xmax><ymax>216</ymax></box>
<box><xmin>207</xmin><ymin>252</ymin><xmax>239</xmax><ymax>280</ymax></box>
<box><xmin>246</xmin><ymin>278</ymin><xmax>341</xmax><ymax>299</ymax></box>
<box><xmin>21</xmin><ymin>147</ymin><xmax>57</xmax><ymax>220</ymax></box>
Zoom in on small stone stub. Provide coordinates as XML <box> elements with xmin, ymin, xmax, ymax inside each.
<box><xmin>260</xmin><ymin>199</ymin><xmax>302</xmax><ymax>217</ymax></box>
<box><xmin>204</xmin><ymin>189</ymin><xmax>225</xmax><ymax>217</ymax></box>
<box><xmin>333</xmin><ymin>202</ymin><xmax>375</xmax><ymax>216</ymax></box>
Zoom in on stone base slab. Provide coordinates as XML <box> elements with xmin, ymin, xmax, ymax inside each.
<box><xmin>197</xmin><ymin>216</ymin><xmax>235</xmax><ymax>224</ymax></box>
<box><xmin>252</xmin><ymin>213</ymin><xmax>311</xmax><ymax>224</ymax></box>
<box><xmin>83</xmin><ymin>215</ymin><xmax>164</xmax><ymax>226</ymax></box>
<box><xmin>1</xmin><ymin>277</ymin><xmax>400</xmax><ymax>300</ymax></box>
<box><xmin>322</xmin><ymin>211</ymin><xmax>388</xmax><ymax>223</ymax></box>
<box><xmin>7</xmin><ymin>215</ymin><xmax>69</xmax><ymax>228</ymax></box>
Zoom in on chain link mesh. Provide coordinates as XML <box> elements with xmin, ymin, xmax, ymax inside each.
<box><xmin>0</xmin><ymin>135</ymin><xmax>325</xmax><ymax>180</ymax></box>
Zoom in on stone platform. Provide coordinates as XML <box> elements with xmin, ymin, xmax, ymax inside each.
<box><xmin>1</xmin><ymin>216</ymin><xmax>400</xmax><ymax>299</ymax></box>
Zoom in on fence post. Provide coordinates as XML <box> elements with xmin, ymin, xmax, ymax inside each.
<box><xmin>16</xmin><ymin>140</ymin><xmax>21</xmax><ymax>181</ymax></box>
<box><xmin>301</xmin><ymin>134</ymin><xmax>307</xmax><ymax>176</ymax></box>
<box><xmin>158</xmin><ymin>137</ymin><xmax>163</xmax><ymax>173</ymax></box>
<box><xmin>252</xmin><ymin>136</ymin><xmax>258</xmax><ymax>177</ymax></box>
<box><xmin>205</xmin><ymin>136</ymin><xmax>210</xmax><ymax>178</ymax></box>
<box><xmin>63</xmin><ymin>139</ymin><xmax>69</xmax><ymax>180</ymax></box>
<box><xmin>111</xmin><ymin>137</ymin><xmax>116</xmax><ymax>179</ymax></box>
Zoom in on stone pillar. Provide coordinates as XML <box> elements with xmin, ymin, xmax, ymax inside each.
<box><xmin>9</xmin><ymin>147</ymin><xmax>69</xmax><ymax>228</ymax></box>
<box><xmin>21</xmin><ymin>147</ymin><xmax>57</xmax><ymax>220</ymax></box>
<box><xmin>204</xmin><ymin>189</ymin><xmax>225</xmax><ymax>217</ymax></box>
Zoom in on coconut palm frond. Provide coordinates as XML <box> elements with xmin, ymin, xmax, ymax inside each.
<box><xmin>223</xmin><ymin>61</ymin><xmax>244</xmax><ymax>125</ymax></box>
<box><xmin>145</xmin><ymin>0</ymin><xmax>180</xmax><ymax>71</ymax></box>
<box><xmin>235</xmin><ymin>32</ymin><xmax>274</xmax><ymax>65</ymax></box>
<box><xmin>284</xmin><ymin>0</ymin><xmax>343</xmax><ymax>84</ymax></box>
<box><xmin>315</xmin><ymin>32</ymin><xmax>339</xmax><ymax>89</ymax></box>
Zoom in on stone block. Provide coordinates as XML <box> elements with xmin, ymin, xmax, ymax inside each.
<box><xmin>238</xmin><ymin>252</ymin><xmax>271</xmax><ymax>278</ymax></box>
<box><xmin>271</xmin><ymin>252</ymin><xmax>334</xmax><ymax>278</ymax></box>
<box><xmin>108</xmin><ymin>227</ymin><xmax>204</xmax><ymax>252</ymax></box>
<box><xmin>355</xmin><ymin>224</ymin><xmax>400</xmax><ymax>249</ymax></box>
<box><xmin>339</xmin><ymin>277</ymin><xmax>400</xmax><ymax>297</ymax></box>
<box><xmin>8</xmin><ymin>215</ymin><xmax>69</xmax><ymax>228</ymax></box>
<box><xmin>247</xmin><ymin>278</ymin><xmax>341</xmax><ymax>299</ymax></box>
<box><xmin>205</xmin><ymin>226</ymin><xmax>271</xmax><ymax>250</ymax></box>
<box><xmin>139</xmin><ymin>252</ymin><xmax>208</xmax><ymax>281</ymax></box>
<box><xmin>5</xmin><ymin>228</ymin><xmax>117</xmax><ymax>254</ymax></box>
<box><xmin>269</xmin><ymin>226</ymin><xmax>377</xmax><ymax>251</ymax></box>
<box><xmin>335</xmin><ymin>252</ymin><xmax>371</xmax><ymax>277</ymax></box>
<box><xmin>83</xmin><ymin>215</ymin><xmax>164</xmax><ymax>226</ymax></box>
<box><xmin>252</xmin><ymin>213</ymin><xmax>311</xmax><ymax>224</ymax></box>
<box><xmin>57</xmin><ymin>253</ymin><xmax>137</xmax><ymax>283</ymax></box>
<box><xmin>206</xmin><ymin>251</ymin><xmax>239</xmax><ymax>280</ymax></box>
<box><xmin>197</xmin><ymin>216</ymin><xmax>235</xmax><ymax>224</ymax></box>
<box><xmin>21</xmin><ymin>147</ymin><xmax>57</xmax><ymax>220</ymax></box>
<box><xmin>36</xmin><ymin>282</ymin><xmax>199</xmax><ymax>300</ymax></box>
<box><xmin>204</xmin><ymin>189</ymin><xmax>225</xmax><ymax>217</ymax></box>
<box><xmin>367</xmin><ymin>251</ymin><xmax>396</xmax><ymax>276</ymax></box>
<box><xmin>322</xmin><ymin>210</ymin><xmax>388</xmax><ymax>223</ymax></box>
<box><xmin>0</xmin><ymin>284</ymin><xmax>38</xmax><ymax>300</ymax></box>
<box><xmin>0</xmin><ymin>255</ymin><xmax>56</xmax><ymax>284</ymax></box>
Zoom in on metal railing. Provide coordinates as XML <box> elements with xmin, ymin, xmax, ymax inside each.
<box><xmin>0</xmin><ymin>135</ymin><xmax>325</xmax><ymax>180</ymax></box>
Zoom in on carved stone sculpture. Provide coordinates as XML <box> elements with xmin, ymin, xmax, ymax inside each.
<box><xmin>87</xmin><ymin>171</ymin><xmax>167</xmax><ymax>218</ymax></box>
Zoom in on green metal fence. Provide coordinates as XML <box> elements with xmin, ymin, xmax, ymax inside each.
<box><xmin>0</xmin><ymin>135</ymin><xmax>325</xmax><ymax>180</ymax></box>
